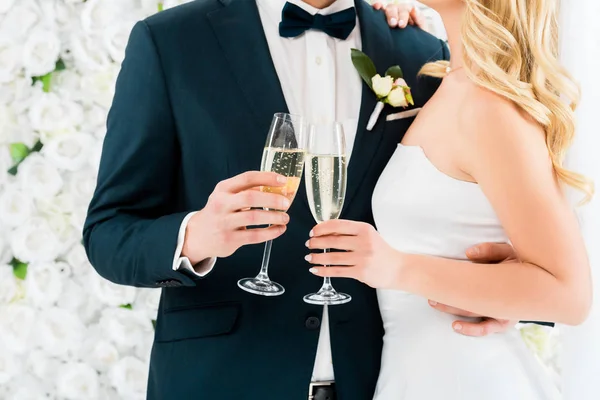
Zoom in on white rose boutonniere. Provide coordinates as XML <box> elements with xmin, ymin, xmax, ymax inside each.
<box><xmin>351</xmin><ymin>49</ymin><xmax>414</xmax><ymax>130</ymax></box>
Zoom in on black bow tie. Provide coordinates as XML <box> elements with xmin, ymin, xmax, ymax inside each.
<box><xmin>279</xmin><ymin>2</ymin><xmax>357</xmax><ymax>40</ymax></box>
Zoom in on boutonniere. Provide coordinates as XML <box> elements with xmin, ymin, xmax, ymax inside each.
<box><xmin>351</xmin><ymin>49</ymin><xmax>414</xmax><ymax>131</ymax></box>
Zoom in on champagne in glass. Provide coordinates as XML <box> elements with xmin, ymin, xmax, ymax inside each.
<box><xmin>304</xmin><ymin>123</ymin><xmax>352</xmax><ymax>305</ymax></box>
<box><xmin>238</xmin><ymin>113</ymin><xmax>307</xmax><ymax>296</ymax></box>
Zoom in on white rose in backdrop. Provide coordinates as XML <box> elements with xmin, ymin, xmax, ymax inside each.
<box><xmin>81</xmin><ymin>332</ymin><xmax>120</xmax><ymax>372</ymax></box>
<box><xmin>80</xmin><ymin>64</ymin><xmax>119</xmax><ymax>108</ymax></box>
<box><xmin>99</xmin><ymin>308</ymin><xmax>153</xmax><ymax>352</ymax></box>
<box><xmin>22</xmin><ymin>28</ymin><xmax>62</xmax><ymax>77</ymax></box>
<box><xmin>108</xmin><ymin>356</ymin><xmax>148</xmax><ymax>400</ymax></box>
<box><xmin>0</xmin><ymin>304</ymin><xmax>36</xmax><ymax>354</ymax></box>
<box><xmin>0</xmin><ymin>235</ymin><xmax>12</xmax><ymax>264</ymax></box>
<box><xmin>25</xmin><ymin>262</ymin><xmax>65</xmax><ymax>309</ymax></box>
<box><xmin>17</xmin><ymin>152</ymin><xmax>63</xmax><ymax>198</ymax></box>
<box><xmin>0</xmin><ymin>186</ymin><xmax>35</xmax><ymax>227</ymax></box>
<box><xmin>0</xmin><ymin>38</ymin><xmax>20</xmax><ymax>83</ymax></box>
<box><xmin>9</xmin><ymin>217</ymin><xmax>63</xmax><ymax>262</ymax></box>
<box><xmin>28</xmin><ymin>92</ymin><xmax>83</xmax><ymax>140</ymax></box>
<box><xmin>91</xmin><ymin>272</ymin><xmax>136</xmax><ymax>307</ymax></box>
<box><xmin>25</xmin><ymin>350</ymin><xmax>61</xmax><ymax>387</ymax></box>
<box><xmin>0</xmin><ymin>265</ymin><xmax>17</xmax><ymax>304</ymax></box>
<box><xmin>0</xmin><ymin>0</ymin><xmax>16</xmax><ymax>15</ymax></box>
<box><xmin>134</xmin><ymin>288</ymin><xmax>161</xmax><ymax>320</ymax></box>
<box><xmin>103</xmin><ymin>22</ymin><xmax>134</xmax><ymax>63</ymax></box>
<box><xmin>70</xmin><ymin>31</ymin><xmax>111</xmax><ymax>72</ymax></box>
<box><xmin>35</xmin><ymin>307</ymin><xmax>85</xmax><ymax>359</ymax></box>
<box><xmin>56</xmin><ymin>362</ymin><xmax>100</xmax><ymax>400</ymax></box>
<box><xmin>0</xmin><ymin>347</ymin><xmax>22</xmax><ymax>387</ymax></box>
<box><xmin>42</xmin><ymin>131</ymin><xmax>95</xmax><ymax>171</ymax></box>
<box><xmin>0</xmin><ymin>0</ymin><xmax>42</xmax><ymax>41</ymax></box>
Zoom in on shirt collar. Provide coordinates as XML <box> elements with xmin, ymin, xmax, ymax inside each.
<box><xmin>257</xmin><ymin>0</ymin><xmax>356</xmax><ymax>20</ymax></box>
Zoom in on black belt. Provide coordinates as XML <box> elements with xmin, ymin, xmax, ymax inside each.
<box><xmin>309</xmin><ymin>381</ymin><xmax>336</xmax><ymax>400</ymax></box>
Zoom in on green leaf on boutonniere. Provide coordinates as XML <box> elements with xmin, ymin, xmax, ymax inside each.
<box><xmin>351</xmin><ymin>49</ymin><xmax>377</xmax><ymax>89</ymax></box>
<box><xmin>385</xmin><ymin>66</ymin><xmax>404</xmax><ymax>80</ymax></box>
<box><xmin>10</xmin><ymin>259</ymin><xmax>28</xmax><ymax>280</ymax></box>
<box><xmin>9</xmin><ymin>143</ymin><xmax>29</xmax><ymax>164</ymax></box>
<box><xmin>158</xmin><ymin>2</ymin><xmax>164</xmax><ymax>12</ymax></box>
<box><xmin>120</xmin><ymin>304</ymin><xmax>133</xmax><ymax>310</ymax></box>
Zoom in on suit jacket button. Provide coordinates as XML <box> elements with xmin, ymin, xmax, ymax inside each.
<box><xmin>305</xmin><ymin>316</ymin><xmax>321</xmax><ymax>330</ymax></box>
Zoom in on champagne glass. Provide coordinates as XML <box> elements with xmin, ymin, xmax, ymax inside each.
<box><xmin>303</xmin><ymin>123</ymin><xmax>351</xmax><ymax>305</ymax></box>
<box><xmin>238</xmin><ymin>113</ymin><xmax>307</xmax><ymax>296</ymax></box>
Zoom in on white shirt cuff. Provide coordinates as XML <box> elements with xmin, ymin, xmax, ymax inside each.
<box><xmin>172</xmin><ymin>211</ymin><xmax>217</xmax><ymax>277</ymax></box>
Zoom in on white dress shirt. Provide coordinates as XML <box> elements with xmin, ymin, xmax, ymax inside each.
<box><xmin>174</xmin><ymin>0</ymin><xmax>363</xmax><ymax>383</ymax></box>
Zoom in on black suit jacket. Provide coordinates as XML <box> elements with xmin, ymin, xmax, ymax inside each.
<box><xmin>83</xmin><ymin>0</ymin><xmax>449</xmax><ymax>398</ymax></box>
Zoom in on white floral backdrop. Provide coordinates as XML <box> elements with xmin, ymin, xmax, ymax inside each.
<box><xmin>0</xmin><ymin>0</ymin><xmax>565</xmax><ymax>399</ymax></box>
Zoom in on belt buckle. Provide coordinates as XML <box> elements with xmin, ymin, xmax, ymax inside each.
<box><xmin>308</xmin><ymin>381</ymin><xmax>335</xmax><ymax>400</ymax></box>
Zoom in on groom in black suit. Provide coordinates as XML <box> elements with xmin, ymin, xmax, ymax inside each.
<box><xmin>84</xmin><ymin>0</ymin><xmax>519</xmax><ymax>399</ymax></box>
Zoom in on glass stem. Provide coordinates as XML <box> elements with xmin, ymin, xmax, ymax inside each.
<box><xmin>319</xmin><ymin>248</ymin><xmax>335</xmax><ymax>293</ymax></box>
<box><xmin>256</xmin><ymin>239</ymin><xmax>273</xmax><ymax>281</ymax></box>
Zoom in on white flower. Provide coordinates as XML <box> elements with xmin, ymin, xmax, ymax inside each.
<box><xmin>91</xmin><ymin>273</ymin><xmax>136</xmax><ymax>307</ymax></box>
<box><xmin>0</xmin><ymin>186</ymin><xmax>35</xmax><ymax>227</ymax></box>
<box><xmin>108</xmin><ymin>356</ymin><xmax>148</xmax><ymax>400</ymax></box>
<box><xmin>56</xmin><ymin>280</ymin><xmax>86</xmax><ymax>313</ymax></box>
<box><xmin>0</xmin><ymin>0</ymin><xmax>42</xmax><ymax>41</ymax></box>
<box><xmin>42</xmin><ymin>132</ymin><xmax>95</xmax><ymax>171</ymax></box>
<box><xmin>80</xmin><ymin>0</ymin><xmax>124</xmax><ymax>35</ymax></box>
<box><xmin>0</xmin><ymin>0</ymin><xmax>16</xmax><ymax>14</ymax></box>
<box><xmin>103</xmin><ymin>23</ymin><xmax>134</xmax><ymax>64</ymax></box>
<box><xmin>0</xmin><ymin>347</ymin><xmax>22</xmax><ymax>386</ymax></box>
<box><xmin>79</xmin><ymin>64</ymin><xmax>119</xmax><ymax>108</ymax></box>
<box><xmin>394</xmin><ymin>78</ymin><xmax>408</xmax><ymax>87</ymax></box>
<box><xmin>56</xmin><ymin>362</ymin><xmax>100</xmax><ymax>400</ymax></box>
<box><xmin>28</xmin><ymin>92</ymin><xmax>84</xmax><ymax>139</ymax></box>
<box><xmin>0</xmin><ymin>235</ymin><xmax>12</xmax><ymax>264</ymax></box>
<box><xmin>22</xmin><ymin>28</ymin><xmax>62</xmax><ymax>77</ymax></box>
<box><xmin>65</xmin><ymin>242</ymin><xmax>92</xmax><ymax>272</ymax></box>
<box><xmin>70</xmin><ymin>33</ymin><xmax>111</xmax><ymax>73</ymax></box>
<box><xmin>134</xmin><ymin>288</ymin><xmax>161</xmax><ymax>320</ymax></box>
<box><xmin>7</xmin><ymin>384</ymin><xmax>48</xmax><ymax>400</ymax></box>
<box><xmin>17</xmin><ymin>153</ymin><xmax>63</xmax><ymax>199</ymax></box>
<box><xmin>66</xmin><ymin>169</ymin><xmax>97</xmax><ymax>206</ymax></box>
<box><xmin>387</xmin><ymin>87</ymin><xmax>408</xmax><ymax>108</ymax></box>
<box><xmin>0</xmin><ymin>304</ymin><xmax>36</xmax><ymax>354</ymax></box>
<box><xmin>0</xmin><ymin>265</ymin><xmax>18</xmax><ymax>305</ymax></box>
<box><xmin>99</xmin><ymin>308</ymin><xmax>153</xmax><ymax>352</ymax></box>
<box><xmin>10</xmin><ymin>217</ymin><xmax>62</xmax><ymax>264</ymax></box>
<box><xmin>0</xmin><ymin>39</ymin><xmax>20</xmax><ymax>84</ymax></box>
<box><xmin>25</xmin><ymin>262</ymin><xmax>65</xmax><ymax>309</ymax></box>
<box><xmin>81</xmin><ymin>335</ymin><xmax>120</xmax><ymax>372</ymax></box>
<box><xmin>371</xmin><ymin>74</ymin><xmax>394</xmax><ymax>98</ymax></box>
<box><xmin>81</xmin><ymin>104</ymin><xmax>107</xmax><ymax>133</ymax></box>
<box><xmin>35</xmin><ymin>307</ymin><xmax>85</xmax><ymax>359</ymax></box>
<box><xmin>25</xmin><ymin>350</ymin><xmax>61</xmax><ymax>384</ymax></box>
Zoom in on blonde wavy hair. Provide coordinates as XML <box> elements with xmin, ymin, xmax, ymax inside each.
<box><xmin>421</xmin><ymin>0</ymin><xmax>594</xmax><ymax>202</ymax></box>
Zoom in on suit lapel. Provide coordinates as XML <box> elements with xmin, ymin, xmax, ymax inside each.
<box><xmin>343</xmin><ymin>0</ymin><xmax>397</xmax><ymax>216</ymax></box>
<box><xmin>208</xmin><ymin>0</ymin><xmax>289</xmax><ymax>138</ymax></box>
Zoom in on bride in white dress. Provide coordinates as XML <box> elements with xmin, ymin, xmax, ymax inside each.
<box><xmin>305</xmin><ymin>0</ymin><xmax>593</xmax><ymax>399</ymax></box>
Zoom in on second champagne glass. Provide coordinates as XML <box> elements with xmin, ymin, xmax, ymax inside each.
<box><xmin>303</xmin><ymin>122</ymin><xmax>352</xmax><ymax>305</ymax></box>
<box><xmin>238</xmin><ymin>113</ymin><xmax>307</xmax><ymax>296</ymax></box>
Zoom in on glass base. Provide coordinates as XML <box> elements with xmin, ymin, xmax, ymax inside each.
<box><xmin>303</xmin><ymin>290</ymin><xmax>351</xmax><ymax>305</ymax></box>
<box><xmin>238</xmin><ymin>277</ymin><xmax>285</xmax><ymax>297</ymax></box>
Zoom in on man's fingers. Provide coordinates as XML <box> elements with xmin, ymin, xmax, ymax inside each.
<box><xmin>226</xmin><ymin>209</ymin><xmax>289</xmax><ymax>230</ymax></box>
<box><xmin>452</xmin><ymin>318</ymin><xmax>513</xmax><ymax>337</ymax></box>
<box><xmin>216</xmin><ymin>171</ymin><xmax>286</xmax><ymax>194</ymax></box>
<box><xmin>236</xmin><ymin>224</ymin><xmax>287</xmax><ymax>246</ymax></box>
<box><xmin>466</xmin><ymin>242</ymin><xmax>516</xmax><ymax>263</ymax></box>
<box><xmin>428</xmin><ymin>301</ymin><xmax>481</xmax><ymax>318</ymax></box>
<box><xmin>229</xmin><ymin>189</ymin><xmax>291</xmax><ymax>212</ymax></box>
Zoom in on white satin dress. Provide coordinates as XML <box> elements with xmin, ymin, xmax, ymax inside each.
<box><xmin>371</xmin><ymin>144</ymin><xmax>561</xmax><ymax>400</ymax></box>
